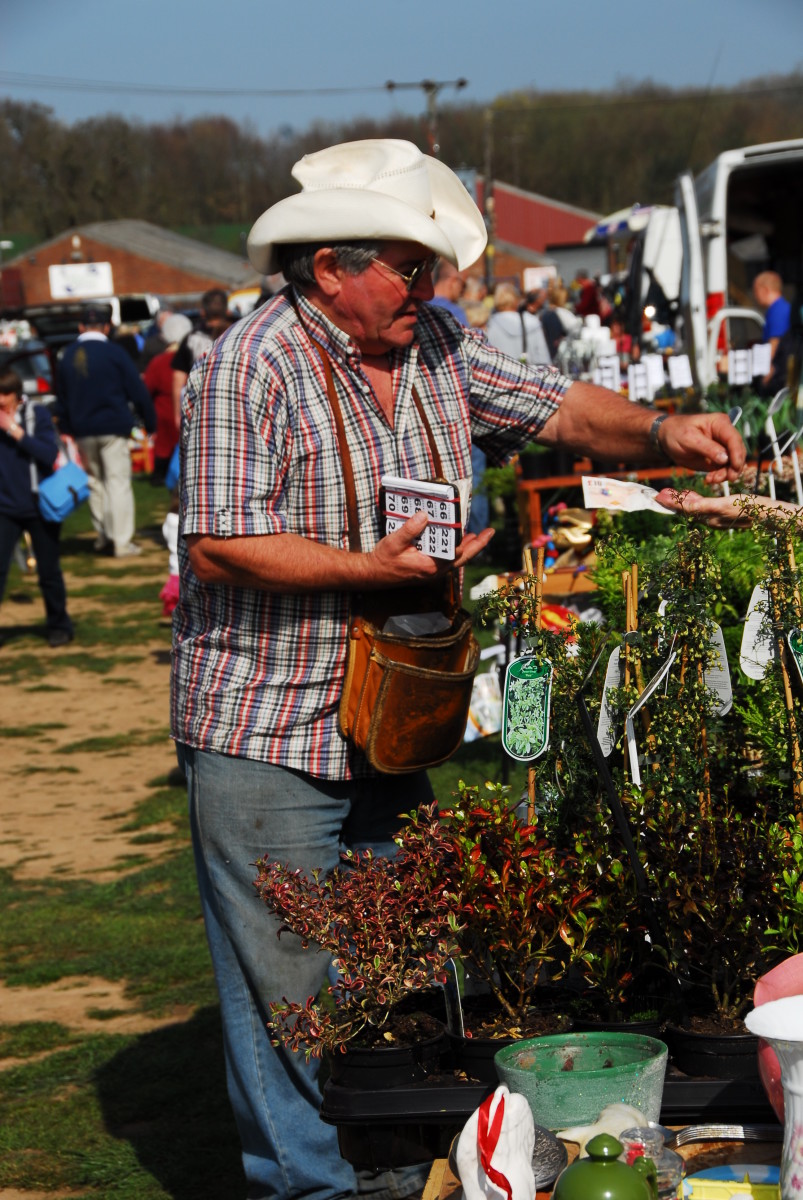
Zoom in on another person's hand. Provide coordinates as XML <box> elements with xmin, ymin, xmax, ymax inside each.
<box><xmin>659</xmin><ymin>413</ymin><xmax>745</xmax><ymax>485</ymax></box>
<box><xmin>0</xmin><ymin>410</ymin><xmax>23</xmax><ymax>440</ymax></box>
<box><xmin>655</xmin><ymin>488</ymin><xmax>753</xmax><ymax>527</ymax></box>
<box><xmin>657</xmin><ymin>487</ymin><xmax>799</xmax><ymax>527</ymax></box>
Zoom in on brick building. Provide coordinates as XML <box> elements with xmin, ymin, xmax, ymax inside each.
<box><xmin>3</xmin><ymin>220</ymin><xmax>259</xmax><ymax>308</ymax></box>
<box><xmin>473</xmin><ymin>178</ymin><xmax>603</xmax><ymax>285</ymax></box>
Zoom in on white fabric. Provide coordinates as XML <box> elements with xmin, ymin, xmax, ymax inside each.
<box><xmin>162</xmin><ymin>511</ymin><xmax>179</xmax><ymax>576</ymax></box>
<box><xmin>247</xmin><ymin>139</ymin><xmax>488</xmax><ymax>274</ymax></box>
<box><xmin>455</xmin><ymin>1084</ymin><xmax>535</xmax><ymax>1200</ymax></box>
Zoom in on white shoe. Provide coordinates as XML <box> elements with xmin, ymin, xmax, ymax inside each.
<box><xmin>114</xmin><ymin>543</ymin><xmax>143</xmax><ymax>558</ymax></box>
<box><xmin>93</xmin><ymin>535</ymin><xmax>111</xmax><ymax>552</ymax></box>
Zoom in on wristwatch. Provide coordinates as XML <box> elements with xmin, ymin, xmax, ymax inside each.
<box><xmin>648</xmin><ymin>413</ymin><xmax>672</xmax><ymax>463</ymax></box>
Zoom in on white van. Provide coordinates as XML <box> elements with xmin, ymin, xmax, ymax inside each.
<box><xmin>675</xmin><ymin>138</ymin><xmax>803</xmax><ymax>389</ymax></box>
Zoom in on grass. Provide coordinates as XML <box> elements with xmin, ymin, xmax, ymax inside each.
<box><xmin>0</xmin><ymin>478</ymin><xmax>521</xmax><ymax>1197</ymax></box>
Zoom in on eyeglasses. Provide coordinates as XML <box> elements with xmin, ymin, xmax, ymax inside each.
<box><xmin>370</xmin><ymin>254</ymin><xmax>439</xmax><ymax>292</ymax></box>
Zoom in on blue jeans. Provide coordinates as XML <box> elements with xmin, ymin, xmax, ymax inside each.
<box><xmin>179</xmin><ymin>745</ymin><xmax>434</xmax><ymax>1200</ymax></box>
<box><xmin>466</xmin><ymin>444</ymin><xmax>488</xmax><ymax>535</ymax></box>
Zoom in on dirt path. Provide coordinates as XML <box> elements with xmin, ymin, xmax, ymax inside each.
<box><xmin>0</xmin><ymin>542</ymin><xmax>183</xmax><ymax>1038</ymax></box>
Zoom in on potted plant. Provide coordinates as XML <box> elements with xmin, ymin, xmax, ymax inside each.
<box><xmin>253</xmin><ymin>804</ymin><xmax>460</xmax><ymax>1085</ymax></box>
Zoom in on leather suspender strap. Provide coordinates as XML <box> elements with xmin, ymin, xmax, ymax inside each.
<box><xmin>313</xmin><ymin>342</ymin><xmax>363</xmax><ymax>552</ymax></box>
<box><xmin>309</xmin><ymin>338</ymin><xmax>445</xmax><ymax>553</ymax></box>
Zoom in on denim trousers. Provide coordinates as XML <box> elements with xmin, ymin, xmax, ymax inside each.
<box><xmin>178</xmin><ymin>744</ymin><xmax>434</xmax><ymax>1200</ymax></box>
<box><xmin>0</xmin><ymin>511</ymin><xmax>72</xmax><ymax>633</ymax></box>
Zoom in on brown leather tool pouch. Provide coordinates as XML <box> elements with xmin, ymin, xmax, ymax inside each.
<box><xmin>339</xmin><ymin>604</ymin><xmax>479</xmax><ymax>775</ymax></box>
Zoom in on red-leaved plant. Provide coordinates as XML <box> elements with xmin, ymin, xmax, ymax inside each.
<box><xmin>440</xmin><ymin>781</ymin><xmax>595</xmax><ymax>1033</ymax></box>
<box><xmin>253</xmin><ymin>804</ymin><xmax>461</xmax><ymax>1057</ymax></box>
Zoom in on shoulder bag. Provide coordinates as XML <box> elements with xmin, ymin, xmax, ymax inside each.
<box><xmin>313</xmin><ymin>342</ymin><xmax>479</xmax><ymax>775</ymax></box>
<box><xmin>24</xmin><ymin>403</ymin><xmax>91</xmax><ymax>523</ymax></box>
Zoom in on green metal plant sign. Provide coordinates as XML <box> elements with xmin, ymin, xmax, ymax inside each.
<box><xmin>502</xmin><ymin>656</ymin><xmax>553</xmax><ymax>762</ymax></box>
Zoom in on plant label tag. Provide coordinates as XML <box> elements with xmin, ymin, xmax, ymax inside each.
<box><xmin>597</xmin><ymin>646</ymin><xmax>623</xmax><ymax>757</ymax></box>
<box><xmin>788</xmin><ymin>628</ymin><xmax>803</xmax><ymax>687</ymax></box>
<box><xmin>627</xmin><ymin>362</ymin><xmax>652</xmax><ymax>401</ymax></box>
<box><xmin>502</xmin><ymin>656</ymin><xmax>553</xmax><ymax>762</ymax></box>
<box><xmin>596</xmin><ymin>355</ymin><xmax>621</xmax><ymax>393</ymax></box>
<box><xmin>728</xmin><ymin>348</ymin><xmax>752</xmax><ymax>386</ymax></box>
<box><xmin>740</xmin><ymin>585</ymin><xmax>776</xmax><ymax>680</ymax></box>
<box><xmin>751</xmin><ymin>342</ymin><xmax>773</xmax><ymax>378</ymax></box>
<box><xmin>667</xmin><ymin>354</ymin><xmax>693</xmax><ymax>390</ymax></box>
<box><xmin>626</xmin><ymin>651</ymin><xmax>677</xmax><ymax>786</ymax></box>
<box><xmin>705</xmin><ymin>623</ymin><xmax>733</xmax><ymax>716</ymax></box>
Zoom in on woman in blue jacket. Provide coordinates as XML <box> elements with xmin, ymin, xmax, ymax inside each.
<box><xmin>0</xmin><ymin>368</ymin><xmax>74</xmax><ymax>647</ymax></box>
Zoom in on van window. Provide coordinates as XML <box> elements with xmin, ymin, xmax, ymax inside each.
<box><xmin>119</xmin><ymin>297</ymin><xmax>153</xmax><ymax>324</ymax></box>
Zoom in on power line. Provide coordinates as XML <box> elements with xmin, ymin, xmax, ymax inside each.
<box><xmin>0</xmin><ymin>72</ymin><xmax>388</xmax><ymax>99</ymax></box>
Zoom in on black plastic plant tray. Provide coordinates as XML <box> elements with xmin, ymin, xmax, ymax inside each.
<box><xmin>321</xmin><ymin>1073</ymin><xmax>777</xmax><ymax>1128</ymax></box>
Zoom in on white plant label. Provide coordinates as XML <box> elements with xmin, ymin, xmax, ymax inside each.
<box><xmin>705</xmin><ymin>623</ymin><xmax>733</xmax><ymax>716</ymax></box>
<box><xmin>597</xmin><ymin>646</ymin><xmax>623</xmax><ymax>758</ymax></box>
<box><xmin>740</xmin><ymin>585</ymin><xmax>776</xmax><ymax>680</ymax></box>
<box><xmin>667</xmin><ymin>355</ymin><xmax>693</xmax><ymax>390</ymax></box>
<box><xmin>626</xmin><ymin>651</ymin><xmax>677</xmax><ymax>787</ymax></box>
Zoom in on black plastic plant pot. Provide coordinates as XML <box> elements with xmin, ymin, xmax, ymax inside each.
<box><xmin>320</xmin><ymin>1078</ymin><xmax>491</xmax><ymax>1172</ymax></box>
<box><xmin>573</xmin><ymin>1016</ymin><xmax>664</xmax><ymax>1039</ymax></box>
<box><xmin>664</xmin><ymin>1025</ymin><xmax>761</xmax><ymax>1080</ymax></box>
<box><xmin>325</xmin><ymin>1030</ymin><xmax>446</xmax><ymax>1090</ymax></box>
<box><xmin>446</xmin><ymin>1030</ymin><xmax>515</xmax><ymax>1083</ymax></box>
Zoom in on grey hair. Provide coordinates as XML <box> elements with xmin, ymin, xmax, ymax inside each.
<box><xmin>277</xmin><ymin>241</ymin><xmax>383</xmax><ymax>287</ymax></box>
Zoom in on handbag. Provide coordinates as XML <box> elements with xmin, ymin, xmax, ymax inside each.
<box><xmin>24</xmin><ymin>402</ymin><xmax>91</xmax><ymax>522</ymax></box>
<box><xmin>37</xmin><ymin>461</ymin><xmax>91</xmax><ymax>523</ymax></box>
<box><xmin>312</xmin><ymin>341</ymin><xmax>480</xmax><ymax>774</ymax></box>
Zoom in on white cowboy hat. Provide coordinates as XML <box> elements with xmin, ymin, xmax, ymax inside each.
<box><xmin>247</xmin><ymin>139</ymin><xmax>488</xmax><ymax>275</ymax></box>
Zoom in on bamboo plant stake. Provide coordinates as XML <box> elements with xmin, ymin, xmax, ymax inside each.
<box><xmin>767</xmin><ymin>537</ymin><xmax>803</xmax><ymax>813</ymax></box>
<box><xmin>522</xmin><ymin>545</ymin><xmax>544</xmax><ymax>824</ymax></box>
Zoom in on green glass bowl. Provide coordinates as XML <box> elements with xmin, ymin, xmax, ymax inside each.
<box><xmin>493</xmin><ymin>1031</ymin><xmax>668</xmax><ymax>1131</ymax></box>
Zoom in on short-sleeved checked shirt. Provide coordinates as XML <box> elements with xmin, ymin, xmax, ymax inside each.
<box><xmin>170</xmin><ymin>287</ymin><xmax>571</xmax><ymax>779</ymax></box>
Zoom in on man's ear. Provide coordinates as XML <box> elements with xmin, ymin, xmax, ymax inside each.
<box><xmin>312</xmin><ymin>248</ymin><xmax>343</xmax><ymax>298</ymax></box>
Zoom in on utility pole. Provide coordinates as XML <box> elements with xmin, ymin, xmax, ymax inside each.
<box><xmin>385</xmin><ymin>78</ymin><xmax>467</xmax><ymax>158</ymax></box>
<box><xmin>483</xmin><ymin>107</ymin><xmax>495</xmax><ymax>291</ymax></box>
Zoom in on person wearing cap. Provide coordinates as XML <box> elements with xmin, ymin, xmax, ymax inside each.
<box><xmin>56</xmin><ymin>307</ymin><xmax>156</xmax><ymax>557</ymax></box>
<box><xmin>170</xmin><ymin>139</ymin><xmax>745</xmax><ymax>1200</ymax></box>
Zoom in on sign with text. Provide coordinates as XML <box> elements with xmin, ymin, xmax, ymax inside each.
<box><xmin>48</xmin><ymin>262</ymin><xmax>114</xmax><ymax>300</ymax></box>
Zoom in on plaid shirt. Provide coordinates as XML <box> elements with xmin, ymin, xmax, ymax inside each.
<box><xmin>171</xmin><ymin>287</ymin><xmax>570</xmax><ymax>779</ymax></box>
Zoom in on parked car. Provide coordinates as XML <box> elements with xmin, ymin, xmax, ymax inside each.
<box><xmin>0</xmin><ymin>322</ymin><xmax>56</xmax><ymax>404</ymax></box>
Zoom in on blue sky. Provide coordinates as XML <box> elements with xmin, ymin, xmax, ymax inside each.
<box><xmin>3</xmin><ymin>0</ymin><xmax>802</xmax><ymax>139</ymax></box>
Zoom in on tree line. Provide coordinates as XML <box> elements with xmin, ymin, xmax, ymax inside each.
<box><xmin>2</xmin><ymin>70</ymin><xmax>802</xmax><ymax>242</ymax></box>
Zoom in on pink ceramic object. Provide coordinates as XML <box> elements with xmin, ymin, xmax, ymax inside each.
<box><xmin>753</xmin><ymin>954</ymin><xmax>803</xmax><ymax>1123</ymax></box>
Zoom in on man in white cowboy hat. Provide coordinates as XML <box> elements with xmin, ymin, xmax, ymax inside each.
<box><xmin>170</xmin><ymin>139</ymin><xmax>744</xmax><ymax>1199</ymax></box>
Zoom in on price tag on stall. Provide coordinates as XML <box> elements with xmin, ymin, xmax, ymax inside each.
<box><xmin>501</xmin><ymin>656</ymin><xmax>553</xmax><ymax>762</ymax></box>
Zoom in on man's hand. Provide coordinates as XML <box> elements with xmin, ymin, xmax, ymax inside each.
<box><xmin>368</xmin><ymin>511</ymin><xmax>495</xmax><ymax>583</ymax></box>
<box><xmin>658</xmin><ymin>412</ymin><xmax>746</xmax><ymax>485</ymax></box>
